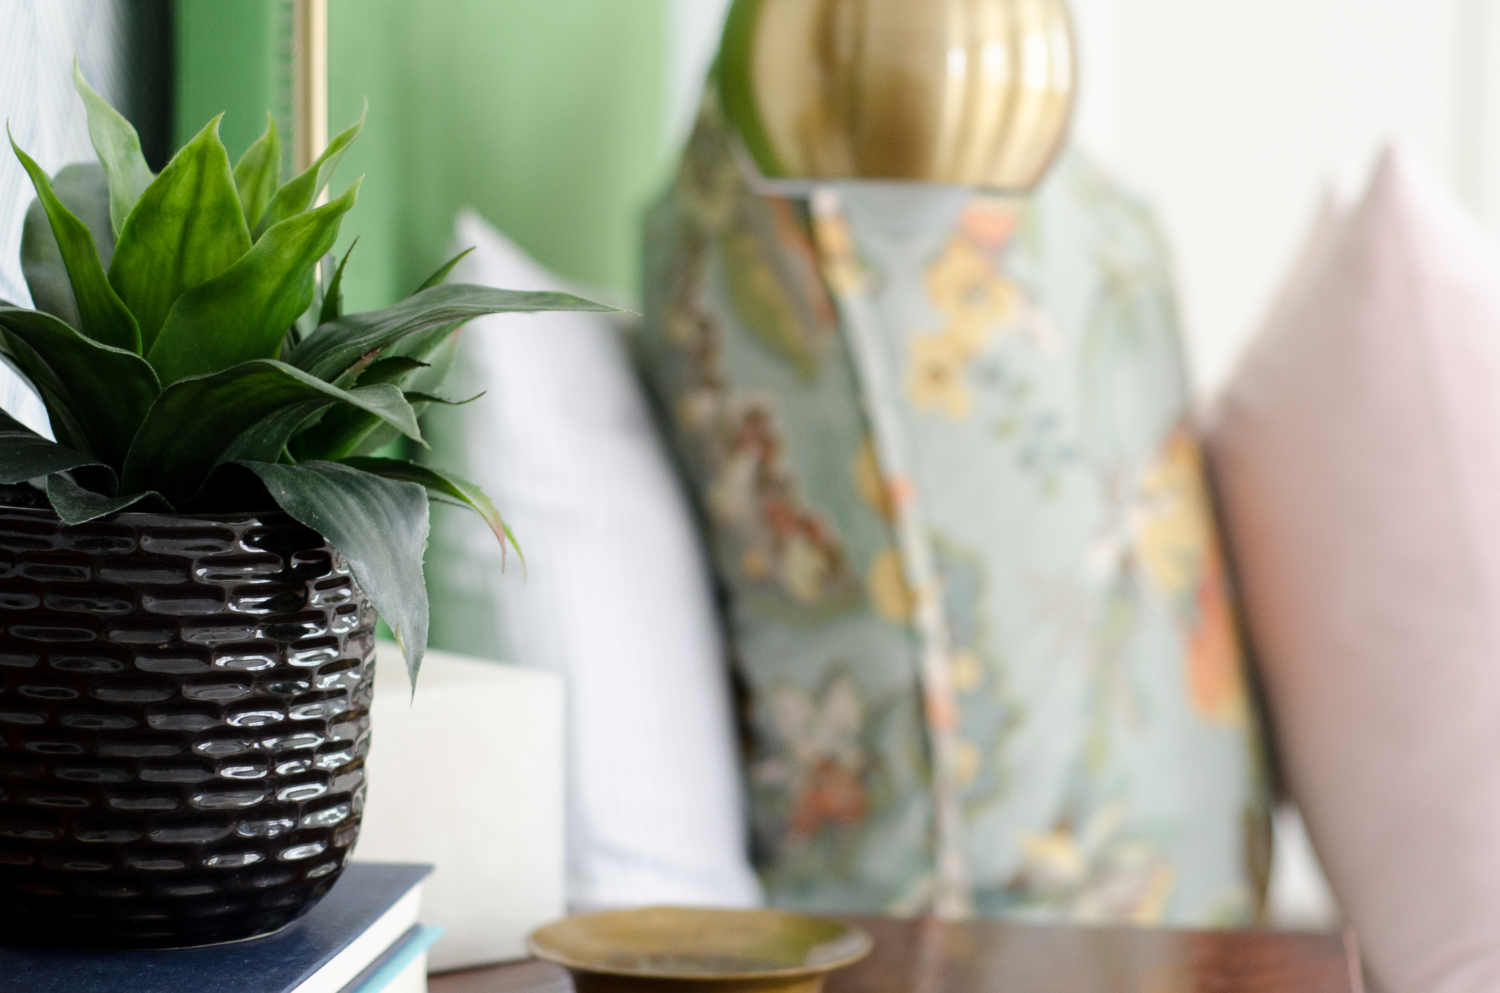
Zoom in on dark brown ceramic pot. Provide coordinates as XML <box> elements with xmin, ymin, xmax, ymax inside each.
<box><xmin>0</xmin><ymin>505</ymin><xmax>377</xmax><ymax>948</ymax></box>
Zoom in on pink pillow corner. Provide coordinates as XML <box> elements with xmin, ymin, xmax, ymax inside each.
<box><xmin>1207</xmin><ymin>146</ymin><xmax>1500</xmax><ymax>993</ymax></box>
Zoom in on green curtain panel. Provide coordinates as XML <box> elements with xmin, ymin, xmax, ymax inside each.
<box><xmin>175</xmin><ymin>0</ymin><xmax>675</xmax><ymax>310</ymax></box>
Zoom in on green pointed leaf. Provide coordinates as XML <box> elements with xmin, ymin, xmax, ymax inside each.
<box><xmin>287</xmin><ymin>388</ymin><xmax>426</xmax><ymax>461</ymax></box>
<box><xmin>347</xmin><ymin>421</ymin><xmax>408</xmax><ymax>460</ymax></box>
<box><xmin>387</xmin><ymin>322</ymin><xmax>461</xmax><ymax>373</ymax></box>
<box><xmin>286</xmin><ymin>412</ymin><xmax>371</xmax><ymax>462</ymax></box>
<box><xmin>9</xmin><ymin>130</ymin><xmax>141</xmax><ymax>353</ymax></box>
<box><xmin>147</xmin><ymin>179</ymin><xmax>360</xmax><ymax>384</ymax></box>
<box><xmin>280</xmin><ymin>319</ymin><xmax>305</xmax><ymax>360</ymax></box>
<box><xmin>234</xmin><ymin>112</ymin><xmax>281</xmax><ymax>230</ymax></box>
<box><xmin>74</xmin><ymin>61</ymin><xmax>154</xmax><ymax>238</ymax></box>
<box><xmin>0</xmin><ymin>306</ymin><xmax>161</xmax><ymax>468</ymax></box>
<box><xmin>110</xmin><ymin>115</ymin><xmax>253</xmax><ymax>352</ymax></box>
<box><xmin>376</xmin><ymin>321</ymin><xmax>466</xmax><ymax>397</ymax></box>
<box><xmin>0</xmin><ymin>406</ymin><xmax>108</xmax><ymax>485</ymax></box>
<box><xmin>288</xmin><ymin>360</ymin><xmax>456</xmax><ymax>462</ymax></box>
<box><xmin>414</xmin><ymin>247</ymin><xmax>475</xmax><ymax>294</ymax></box>
<box><xmin>122</xmin><ymin>358</ymin><xmax>420</xmax><ymax>503</ymax></box>
<box><xmin>320</xmin><ymin>237</ymin><xmax>358</xmax><ymax>325</ymax></box>
<box><xmin>330</xmin><ymin>325</ymin><xmax>455</xmax><ymax>392</ymax></box>
<box><xmin>21</xmin><ymin>163</ymin><xmax>114</xmax><ymax>328</ymax></box>
<box><xmin>286</xmin><ymin>385</ymin><xmax>435</xmax><ymax>463</ymax></box>
<box><xmin>222</xmin><ymin>381</ymin><xmax>419</xmax><ymax>465</ymax></box>
<box><xmin>46</xmin><ymin>473</ymin><xmax>170</xmax><ymax>525</ymax></box>
<box><xmin>238</xmin><ymin>459</ymin><xmax>430</xmax><ymax>687</ymax></box>
<box><xmin>403</xmin><ymin>390</ymin><xmax>482</xmax><ymax>406</ymax></box>
<box><xmin>357</xmin><ymin>356</ymin><xmax>427</xmax><ymax>386</ymax></box>
<box><xmin>340</xmin><ymin>455</ymin><xmax>517</xmax><ymax>566</ymax></box>
<box><xmin>0</xmin><ymin>328</ymin><xmax>91</xmax><ymax>455</ymax></box>
<box><xmin>289</xmin><ymin>283</ymin><xmax>617</xmax><ymax>381</ymax></box>
<box><xmin>253</xmin><ymin>104</ymin><xmax>365</xmax><ymax>240</ymax></box>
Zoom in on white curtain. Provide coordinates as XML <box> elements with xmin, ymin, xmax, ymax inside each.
<box><xmin>0</xmin><ymin>0</ymin><xmax>128</xmax><ymax>435</ymax></box>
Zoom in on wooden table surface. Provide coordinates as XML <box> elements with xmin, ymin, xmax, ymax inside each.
<box><xmin>429</xmin><ymin>917</ymin><xmax>1363</xmax><ymax>993</ymax></box>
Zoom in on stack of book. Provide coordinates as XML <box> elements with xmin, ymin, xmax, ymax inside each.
<box><xmin>0</xmin><ymin>863</ymin><xmax>440</xmax><ymax>993</ymax></box>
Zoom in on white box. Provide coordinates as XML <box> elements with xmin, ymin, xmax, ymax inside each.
<box><xmin>355</xmin><ymin>642</ymin><xmax>565</xmax><ymax>971</ymax></box>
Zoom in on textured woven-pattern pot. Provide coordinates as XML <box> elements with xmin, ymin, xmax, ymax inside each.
<box><xmin>0</xmin><ymin>506</ymin><xmax>377</xmax><ymax>947</ymax></box>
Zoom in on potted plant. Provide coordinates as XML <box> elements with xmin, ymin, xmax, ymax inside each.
<box><xmin>0</xmin><ymin>69</ymin><xmax>609</xmax><ymax>948</ymax></box>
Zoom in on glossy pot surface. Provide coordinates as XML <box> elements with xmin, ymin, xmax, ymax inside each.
<box><xmin>0</xmin><ymin>506</ymin><xmax>376</xmax><ymax>947</ymax></box>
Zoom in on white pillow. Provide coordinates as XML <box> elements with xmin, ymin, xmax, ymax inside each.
<box><xmin>426</xmin><ymin>210</ymin><xmax>762</xmax><ymax>910</ymax></box>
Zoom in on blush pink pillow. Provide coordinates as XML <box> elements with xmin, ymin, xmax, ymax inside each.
<box><xmin>1207</xmin><ymin>149</ymin><xmax>1500</xmax><ymax>993</ymax></box>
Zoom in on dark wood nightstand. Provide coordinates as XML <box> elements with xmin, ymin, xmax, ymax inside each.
<box><xmin>429</xmin><ymin>917</ymin><xmax>1362</xmax><ymax>993</ymax></box>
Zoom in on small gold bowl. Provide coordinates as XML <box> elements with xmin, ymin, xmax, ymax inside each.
<box><xmin>526</xmin><ymin>907</ymin><xmax>873</xmax><ymax>993</ymax></box>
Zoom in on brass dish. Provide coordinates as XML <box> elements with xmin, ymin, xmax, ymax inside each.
<box><xmin>526</xmin><ymin>907</ymin><xmax>873</xmax><ymax>993</ymax></box>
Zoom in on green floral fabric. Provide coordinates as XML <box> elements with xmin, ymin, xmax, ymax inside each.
<box><xmin>636</xmin><ymin>98</ymin><xmax>1270</xmax><ymax>925</ymax></box>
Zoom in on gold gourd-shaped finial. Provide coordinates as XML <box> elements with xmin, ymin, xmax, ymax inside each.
<box><xmin>719</xmin><ymin>0</ymin><xmax>1076</xmax><ymax>191</ymax></box>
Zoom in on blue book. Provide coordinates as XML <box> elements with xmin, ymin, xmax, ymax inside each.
<box><xmin>0</xmin><ymin>862</ymin><xmax>433</xmax><ymax>993</ymax></box>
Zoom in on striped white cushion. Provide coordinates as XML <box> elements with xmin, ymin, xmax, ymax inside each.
<box><xmin>428</xmin><ymin>210</ymin><xmax>761</xmax><ymax>910</ymax></box>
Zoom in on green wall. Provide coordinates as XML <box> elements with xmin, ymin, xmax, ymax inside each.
<box><xmin>174</xmin><ymin>1</ymin><xmax>287</xmax><ymax>160</ymax></box>
<box><xmin>176</xmin><ymin>0</ymin><xmax>676</xmax><ymax>309</ymax></box>
<box><xmin>176</xmin><ymin>0</ymin><xmax>687</xmax><ymax>657</ymax></box>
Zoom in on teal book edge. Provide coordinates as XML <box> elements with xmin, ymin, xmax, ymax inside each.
<box><xmin>344</xmin><ymin>924</ymin><xmax>445</xmax><ymax>993</ymax></box>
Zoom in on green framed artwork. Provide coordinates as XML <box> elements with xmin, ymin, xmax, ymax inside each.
<box><xmin>175</xmin><ymin>0</ymin><xmax>677</xmax><ymax>311</ymax></box>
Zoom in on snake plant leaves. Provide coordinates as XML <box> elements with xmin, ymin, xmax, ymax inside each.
<box><xmin>122</xmin><ymin>358</ymin><xmax>421</xmax><ymax>503</ymax></box>
<box><xmin>287</xmin><ymin>389</ymin><xmax>474</xmax><ymax>465</ymax></box>
<box><xmin>234</xmin><ymin>113</ymin><xmax>282</xmax><ymax>231</ymax></box>
<box><xmin>46</xmin><ymin>472</ymin><xmax>170</xmax><ymax>525</ymax></box>
<box><xmin>2</xmin><ymin>83</ymin><xmax>619</xmax><ymax>691</ymax></box>
<box><xmin>340</xmin><ymin>455</ymin><xmax>517</xmax><ymax>565</ymax></box>
<box><xmin>73</xmin><ymin>62</ymin><xmax>154</xmax><ymax>239</ymax></box>
<box><xmin>353</xmin><ymin>249</ymin><xmax>473</xmax><ymax>379</ymax></box>
<box><xmin>384</xmin><ymin>323</ymin><xmax>465</xmax><ymax>390</ymax></box>
<box><xmin>253</xmin><ymin>105</ymin><xmax>365</xmax><ymax>240</ymax></box>
<box><xmin>0</xmin><ymin>306</ymin><xmax>160</xmax><ymax>468</ymax></box>
<box><xmin>219</xmin><ymin>381</ymin><xmax>419</xmax><ymax>468</ymax></box>
<box><xmin>298</xmin><ymin>354</ymin><xmax>432</xmax><ymax>441</ymax></box>
<box><xmin>414</xmin><ymin>247</ymin><xmax>475</xmax><ymax>294</ymax></box>
<box><xmin>147</xmin><ymin>179</ymin><xmax>360</xmax><ymax>384</ymax></box>
<box><xmin>21</xmin><ymin>164</ymin><xmax>114</xmax><ymax>330</ymax></box>
<box><xmin>290</xmin><ymin>282</ymin><xmax>616</xmax><ymax>381</ymax></box>
<box><xmin>293</xmin><ymin>334</ymin><xmax>475</xmax><ymax>460</ymax></box>
<box><xmin>319</xmin><ymin>237</ymin><xmax>358</xmax><ymax>326</ymax></box>
<box><xmin>403</xmin><ymin>390</ymin><xmax>481</xmax><ymax>407</ymax></box>
<box><xmin>239</xmin><ymin>459</ymin><xmax>430</xmax><ymax>684</ymax></box>
<box><xmin>289</xmin><ymin>400</ymin><xmax>402</xmax><ymax>462</ymax></box>
<box><xmin>0</xmin><ymin>327</ymin><xmax>90</xmax><ymax>454</ymax></box>
<box><xmin>110</xmin><ymin>115</ymin><xmax>253</xmax><ymax>352</ymax></box>
<box><xmin>9</xmin><ymin>133</ymin><xmax>140</xmax><ymax>354</ymax></box>
<box><xmin>331</xmin><ymin>323</ymin><xmax>455</xmax><ymax>392</ymax></box>
<box><xmin>357</xmin><ymin>356</ymin><xmax>428</xmax><ymax>385</ymax></box>
<box><xmin>0</xmin><ymin>406</ymin><xmax>108</xmax><ymax>486</ymax></box>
